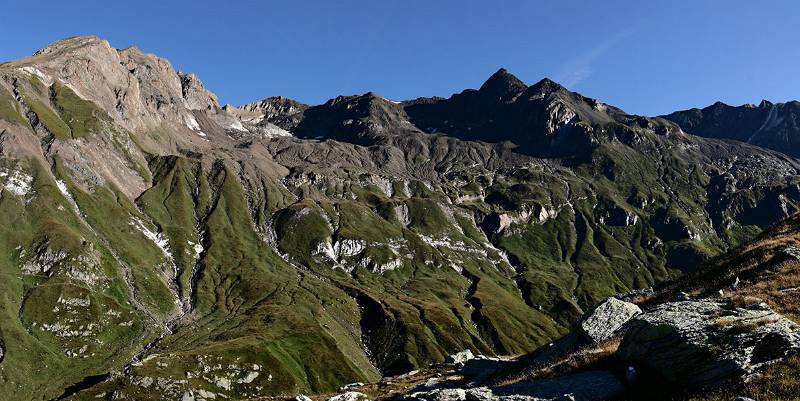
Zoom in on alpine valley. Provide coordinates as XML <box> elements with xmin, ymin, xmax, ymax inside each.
<box><xmin>1</xmin><ymin>36</ymin><xmax>800</xmax><ymax>401</ymax></box>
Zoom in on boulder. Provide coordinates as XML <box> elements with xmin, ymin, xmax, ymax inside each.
<box><xmin>493</xmin><ymin>370</ymin><xmax>624</xmax><ymax>401</ymax></box>
<box><xmin>617</xmin><ymin>299</ymin><xmax>800</xmax><ymax>388</ymax></box>
<box><xmin>577</xmin><ymin>298</ymin><xmax>641</xmax><ymax>344</ymax></box>
<box><xmin>446</xmin><ymin>349</ymin><xmax>476</xmax><ymax>365</ymax></box>
<box><xmin>0</xmin><ymin>341</ymin><xmax>4</xmax><ymax>363</ymax></box>
<box><xmin>296</xmin><ymin>396</ymin><xmax>313</xmax><ymax>401</ymax></box>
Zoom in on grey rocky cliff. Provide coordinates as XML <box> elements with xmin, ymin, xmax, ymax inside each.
<box><xmin>5</xmin><ymin>36</ymin><xmax>219</xmax><ymax>134</ymax></box>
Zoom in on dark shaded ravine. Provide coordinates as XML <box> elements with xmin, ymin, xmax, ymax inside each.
<box><xmin>55</xmin><ymin>374</ymin><xmax>110</xmax><ymax>400</ymax></box>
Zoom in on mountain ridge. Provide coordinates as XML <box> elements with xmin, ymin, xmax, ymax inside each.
<box><xmin>0</xmin><ymin>36</ymin><xmax>799</xmax><ymax>400</ymax></box>
<box><xmin>663</xmin><ymin>98</ymin><xmax>800</xmax><ymax>157</ymax></box>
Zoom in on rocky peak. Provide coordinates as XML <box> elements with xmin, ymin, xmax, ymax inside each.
<box><xmin>291</xmin><ymin>91</ymin><xmax>417</xmax><ymax>144</ymax></box>
<box><xmin>238</xmin><ymin>96</ymin><xmax>307</xmax><ymax>115</ymax></box>
<box><xmin>2</xmin><ymin>35</ymin><xmax>219</xmax><ymax>134</ymax></box>
<box><xmin>228</xmin><ymin>96</ymin><xmax>308</xmax><ymax>128</ymax></box>
<box><xmin>478</xmin><ymin>68</ymin><xmax>528</xmax><ymax>101</ymax></box>
<box><xmin>179</xmin><ymin>72</ymin><xmax>219</xmax><ymax>111</ymax></box>
<box><xmin>31</xmin><ymin>35</ymin><xmax>112</xmax><ymax>58</ymax></box>
<box><xmin>524</xmin><ymin>77</ymin><xmax>566</xmax><ymax>100</ymax></box>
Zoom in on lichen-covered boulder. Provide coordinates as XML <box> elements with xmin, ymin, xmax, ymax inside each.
<box><xmin>617</xmin><ymin>299</ymin><xmax>800</xmax><ymax>388</ymax></box>
<box><xmin>577</xmin><ymin>297</ymin><xmax>641</xmax><ymax>343</ymax></box>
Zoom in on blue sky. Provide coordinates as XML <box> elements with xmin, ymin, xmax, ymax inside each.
<box><xmin>1</xmin><ymin>1</ymin><xmax>798</xmax><ymax>116</ymax></box>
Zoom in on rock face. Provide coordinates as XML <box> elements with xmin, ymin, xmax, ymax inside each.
<box><xmin>576</xmin><ymin>298</ymin><xmax>641</xmax><ymax>344</ymax></box>
<box><xmin>617</xmin><ymin>299</ymin><xmax>800</xmax><ymax>388</ymax></box>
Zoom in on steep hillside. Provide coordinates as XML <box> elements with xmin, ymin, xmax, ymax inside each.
<box><xmin>0</xmin><ymin>36</ymin><xmax>799</xmax><ymax>400</ymax></box>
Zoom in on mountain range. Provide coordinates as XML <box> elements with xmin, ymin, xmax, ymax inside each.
<box><xmin>664</xmin><ymin>99</ymin><xmax>800</xmax><ymax>157</ymax></box>
<box><xmin>0</xmin><ymin>36</ymin><xmax>799</xmax><ymax>400</ymax></box>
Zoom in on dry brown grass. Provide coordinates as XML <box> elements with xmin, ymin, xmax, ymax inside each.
<box><xmin>687</xmin><ymin>356</ymin><xmax>800</xmax><ymax>401</ymax></box>
<box><xmin>494</xmin><ymin>336</ymin><xmax>622</xmax><ymax>387</ymax></box>
<box><xmin>644</xmin><ymin>214</ymin><xmax>800</xmax><ymax>309</ymax></box>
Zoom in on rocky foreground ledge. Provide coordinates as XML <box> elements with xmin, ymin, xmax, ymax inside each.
<box><xmin>321</xmin><ymin>296</ymin><xmax>800</xmax><ymax>401</ymax></box>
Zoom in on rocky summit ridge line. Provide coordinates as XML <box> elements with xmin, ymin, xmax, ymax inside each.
<box><xmin>663</xmin><ymin>99</ymin><xmax>800</xmax><ymax>158</ymax></box>
<box><xmin>0</xmin><ymin>36</ymin><xmax>799</xmax><ymax>400</ymax></box>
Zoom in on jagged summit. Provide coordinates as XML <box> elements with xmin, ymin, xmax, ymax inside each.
<box><xmin>478</xmin><ymin>68</ymin><xmax>528</xmax><ymax>100</ymax></box>
<box><xmin>1</xmin><ymin>34</ymin><xmax>220</xmax><ymax>140</ymax></box>
<box><xmin>526</xmin><ymin>77</ymin><xmax>567</xmax><ymax>98</ymax></box>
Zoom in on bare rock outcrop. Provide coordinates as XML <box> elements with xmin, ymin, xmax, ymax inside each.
<box><xmin>617</xmin><ymin>299</ymin><xmax>800</xmax><ymax>388</ymax></box>
<box><xmin>5</xmin><ymin>36</ymin><xmax>219</xmax><ymax>133</ymax></box>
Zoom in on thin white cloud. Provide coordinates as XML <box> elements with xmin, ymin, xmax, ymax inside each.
<box><xmin>554</xmin><ymin>24</ymin><xmax>639</xmax><ymax>88</ymax></box>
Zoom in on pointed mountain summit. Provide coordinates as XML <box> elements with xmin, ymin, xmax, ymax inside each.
<box><xmin>402</xmin><ymin>70</ymin><xmax>627</xmax><ymax>155</ymax></box>
<box><xmin>525</xmin><ymin>77</ymin><xmax>568</xmax><ymax>99</ymax></box>
<box><xmin>478</xmin><ymin>68</ymin><xmax>528</xmax><ymax>101</ymax></box>
<box><xmin>291</xmin><ymin>91</ymin><xmax>418</xmax><ymax>145</ymax></box>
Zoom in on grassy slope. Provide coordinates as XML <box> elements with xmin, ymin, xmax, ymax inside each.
<box><xmin>0</xmin><ymin>84</ymin><xmax>794</xmax><ymax>399</ymax></box>
<box><xmin>0</xmin><ymin>160</ymin><xmax>153</xmax><ymax>400</ymax></box>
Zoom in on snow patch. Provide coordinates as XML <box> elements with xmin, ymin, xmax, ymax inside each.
<box><xmin>131</xmin><ymin>218</ymin><xmax>171</xmax><ymax>257</ymax></box>
<box><xmin>227</xmin><ymin>118</ymin><xmax>246</xmax><ymax>131</ymax></box>
<box><xmin>261</xmin><ymin>122</ymin><xmax>292</xmax><ymax>138</ymax></box>
<box><xmin>185</xmin><ymin>113</ymin><xmax>201</xmax><ymax>131</ymax></box>
<box><xmin>56</xmin><ymin>180</ymin><xmax>70</xmax><ymax>197</ymax></box>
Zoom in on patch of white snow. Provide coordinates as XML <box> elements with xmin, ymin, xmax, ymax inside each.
<box><xmin>131</xmin><ymin>218</ymin><xmax>171</xmax><ymax>257</ymax></box>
